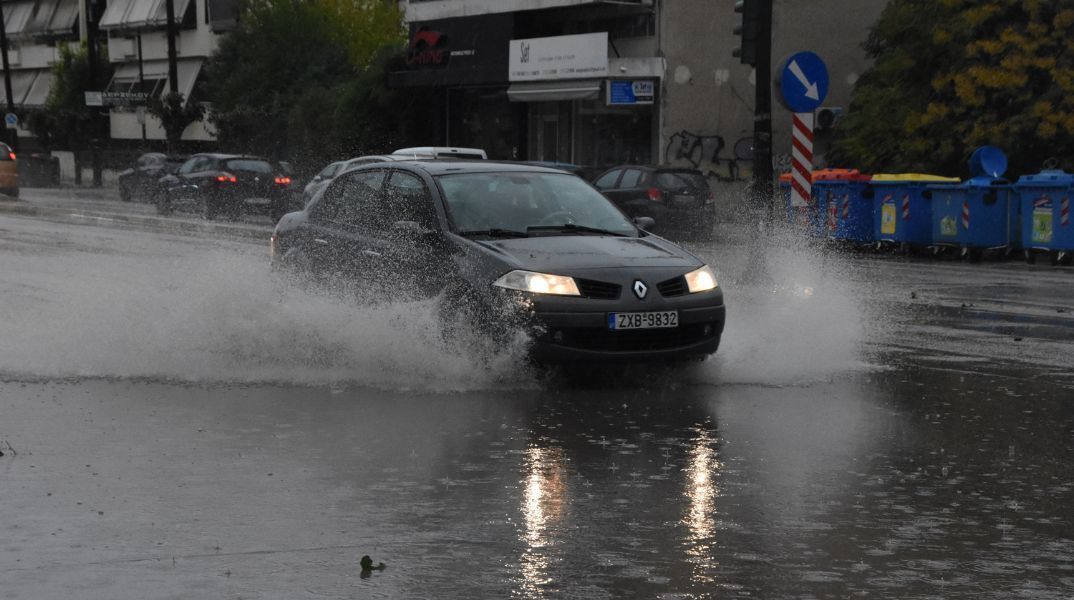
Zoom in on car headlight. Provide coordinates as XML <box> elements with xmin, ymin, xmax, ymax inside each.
<box><xmin>493</xmin><ymin>270</ymin><xmax>581</xmax><ymax>296</ymax></box>
<box><xmin>684</xmin><ymin>265</ymin><xmax>718</xmax><ymax>293</ymax></box>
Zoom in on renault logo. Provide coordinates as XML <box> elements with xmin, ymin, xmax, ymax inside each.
<box><xmin>633</xmin><ymin>280</ymin><xmax>648</xmax><ymax>299</ymax></box>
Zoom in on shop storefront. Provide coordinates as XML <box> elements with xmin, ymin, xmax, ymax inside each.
<box><xmin>392</xmin><ymin>21</ymin><xmax>660</xmax><ymax>169</ymax></box>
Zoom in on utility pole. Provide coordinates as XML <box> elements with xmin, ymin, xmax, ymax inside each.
<box><xmin>734</xmin><ymin>0</ymin><xmax>774</xmax><ymax>221</ymax></box>
<box><xmin>0</xmin><ymin>1</ymin><xmax>19</xmax><ymax>152</ymax></box>
<box><xmin>85</xmin><ymin>0</ymin><xmax>102</xmax><ymax>185</ymax></box>
<box><xmin>165</xmin><ymin>0</ymin><xmax>178</xmax><ymax>99</ymax></box>
<box><xmin>752</xmin><ymin>0</ymin><xmax>773</xmax><ymax>222</ymax></box>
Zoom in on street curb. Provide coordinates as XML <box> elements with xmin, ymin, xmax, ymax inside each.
<box><xmin>0</xmin><ymin>200</ymin><xmax>271</xmax><ymax>243</ymax></box>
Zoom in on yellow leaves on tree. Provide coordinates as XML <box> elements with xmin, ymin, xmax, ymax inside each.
<box><xmin>315</xmin><ymin>0</ymin><xmax>405</xmax><ymax>68</ymax></box>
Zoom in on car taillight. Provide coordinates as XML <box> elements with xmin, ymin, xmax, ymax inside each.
<box><xmin>647</xmin><ymin>187</ymin><xmax>664</xmax><ymax>202</ymax></box>
<box><xmin>270</xmin><ymin>233</ymin><xmax>278</xmax><ymax>258</ymax></box>
<box><xmin>216</xmin><ymin>173</ymin><xmax>237</xmax><ymax>183</ymax></box>
<box><xmin>8</xmin><ymin>152</ymin><xmax>14</xmax><ymax>161</ymax></box>
<box><xmin>274</xmin><ymin>176</ymin><xmax>292</xmax><ymax>185</ymax></box>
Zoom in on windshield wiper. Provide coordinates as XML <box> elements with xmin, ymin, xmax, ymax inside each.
<box><xmin>526</xmin><ymin>223</ymin><xmax>630</xmax><ymax>237</ymax></box>
<box><xmin>457</xmin><ymin>228</ymin><xmax>529</xmax><ymax>239</ymax></box>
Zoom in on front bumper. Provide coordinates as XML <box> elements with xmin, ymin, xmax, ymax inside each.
<box><xmin>528</xmin><ymin>300</ymin><xmax>726</xmax><ymax>363</ymax></box>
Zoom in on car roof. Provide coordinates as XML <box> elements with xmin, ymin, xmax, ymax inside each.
<box><xmin>605</xmin><ymin>164</ymin><xmax>705</xmax><ymax>174</ymax></box>
<box><xmin>383</xmin><ymin>160</ymin><xmax>569</xmax><ymax>176</ymax></box>
<box><xmin>193</xmin><ymin>153</ymin><xmax>270</xmax><ymax>161</ymax></box>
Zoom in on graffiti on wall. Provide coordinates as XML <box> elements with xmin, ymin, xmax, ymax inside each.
<box><xmin>664</xmin><ymin>131</ymin><xmax>754</xmax><ymax>182</ymax></box>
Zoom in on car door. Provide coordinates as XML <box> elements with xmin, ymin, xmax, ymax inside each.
<box><xmin>299</xmin><ymin>168</ymin><xmax>388</xmax><ymax>287</ymax></box>
<box><xmin>167</xmin><ymin>156</ymin><xmax>204</xmax><ymax>207</ymax></box>
<box><xmin>370</xmin><ymin>169</ymin><xmax>451</xmax><ymax>298</ymax></box>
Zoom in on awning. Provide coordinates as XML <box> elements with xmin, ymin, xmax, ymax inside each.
<box><xmin>100</xmin><ymin>0</ymin><xmax>193</xmax><ymax>31</ymax></box>
<box><xmin>2</xmin><ymin>70</ymin><xmax>37</xmax><ymax>106</ymax></box>
<box><xmin>507</xmin><ymin>79</ymin><xmax>602</xmax><ymax>103</ymax></box>
<box><xmin>109</xmin><ymin>58</ymin><xmax>203</xmax><ymax>98</ymax></box>
<box><xmin>24</xmin><ymin>70</ymin><xmax>54</xmax><ymax>107</ymax></box>
<box><xmin>45</xmin><ymin>0</ymin><xmax>80</xmax><ymax>36</ymax></box>
<box><xmin>3</xmin><ymin>1</ymin><xmax>35</xmax><ymax>36</ymax></box>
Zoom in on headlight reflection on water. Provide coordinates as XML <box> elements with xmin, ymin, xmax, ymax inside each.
<box><xmin>518</xmin><ymin>445</ymin><xmax>568</xmax><ymax>596</ymax></box>
<box><xmin>683</xmin><ymin>427</ymin><xmax>721</xmax><ymax>584</ymax></box>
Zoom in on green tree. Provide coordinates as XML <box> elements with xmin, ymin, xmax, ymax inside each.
<box><xmin>148</xmin><ymin>91</ymin><xmax>205</xmax><ymax>153</ymax></box>
<box><xmin>204</xmin><ymin>0</ymin><xmax>410</xmax><ymax>169</ymax></box>
<box><xmin>25</xmin><ymin>43</ymin><xmax>112</xmax><ymax>182</ymax></box>
<box><xmin>829</xmin><ymin>0</ymin><xmax>1074</xmax><ymax>176</ymax></box>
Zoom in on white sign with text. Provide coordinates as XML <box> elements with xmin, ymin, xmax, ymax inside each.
<box><xmin>509</xmin><ymin>32</ymin><xmax>608</xmax><ymax>82</ymax></box>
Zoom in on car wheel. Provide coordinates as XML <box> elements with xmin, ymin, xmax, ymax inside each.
<box><xmin>437</xmin><ymin>282</ymin><xmax>521</xmax><ymax>355</ymax></box>
<box><xmin>1024</xmin><ymin>249</ymin><xmax>1036</xmax><ymax>264</ymax></box>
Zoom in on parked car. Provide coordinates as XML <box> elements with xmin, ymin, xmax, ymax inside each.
<box><xmin>391</xmin><ymin>146</ymin><xmax>488</xmax><ymax>160</ymax></box>
<box><xmin>118</xmin><ymin>152</ymin><xmax>187</xmax><ymax>202</ymax></box>
<box><xmin>592</xmin><ymin>165</ymin><xmax>716</xmax><ymax>240</ymax></box>
<box><xmin>0</xmin><ymin>142</ymin><xmax>17</xmax><ymax>198</ymax></box>
<box><xmin>271</xmin><ymin>161</ymin><xmax>726</xmax><ymax>362</ymax></box>
<box><xmin>157</xmin><ymin>154</ymin><xmax>293</xmax><ymax>220</ymax></box>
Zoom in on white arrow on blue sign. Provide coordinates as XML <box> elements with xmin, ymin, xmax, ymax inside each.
<box><xmin>776</xmin><ymin>51</ymin><xmax>829</xmax><ymax>113</ymax></box>
<box><xmin>4</xmin><ymin>113</ymin><xmax>18</xmax><ymax>127</ymax></box>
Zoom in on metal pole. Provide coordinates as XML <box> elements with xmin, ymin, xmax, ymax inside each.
<box><xmin>0</xmin><ymin>3</ymin><xmax>19</xmax><ymax>152</ymax></box>
<box><xmin>165</xmin><ymin>0</ymin><xmax>178</xmax><ymax>96</ymax></box>
<box><xmin>752</xmin><ymin>0</ymin><xmax>773</xmax><ymax>221</ymax></box>
<box><xmin>137</xmin><ymin>32</ymin><xmax>146</xmax><ymax>142</ymax></box>
<box><xmin>85</xmin><ymin>0</ymin><xmax>101</xmax><ymax>185</ymax></box>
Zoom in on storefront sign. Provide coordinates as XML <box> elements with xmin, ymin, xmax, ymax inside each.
<box><xmin>407</xmin><ymin>27</ymin><xmax>451</xmax><ymax>67</ymax></box>
<box><xmin>509</xmin><ymin>32</ymin><xmax>608</xmax><ymax>82</ymax></box>
<box><xmin>84</xmin><ymin>91</ymin><xmax>149</xmax><ymax>107</ymax></box>
<box><xmin>607</xmin><ymin>80</ymin><xmax>654</xmax><ymax>105</ymax></box>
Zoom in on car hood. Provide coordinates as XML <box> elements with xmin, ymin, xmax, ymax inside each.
<box><xmin>479</xmin><ymin>235</ymin><xmax>700</xmax><ymax>271</ymax></box>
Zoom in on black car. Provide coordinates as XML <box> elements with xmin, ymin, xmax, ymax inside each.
<box><xmin>117</xmin><ymin>152</ymin><xmax>186</xmax><ymax>202</ymax></box>
<box><xmin>157</xmin><ymin>153</ymin><xmax>294</xmax><ymax>220</ymax></box>
<box><xmin>271</xmin><ymin>161</ymin><xmax>726</xmax><ymax>362</ymax></box>
<box><xmin>593</xmin><ymin>165</ymin><xmax>717</xmax><ymax>240</ymax></box>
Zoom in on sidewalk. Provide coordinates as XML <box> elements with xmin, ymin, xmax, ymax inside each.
<box><xmin>0</xmin><ymin>187</ymin><xmax>273</xmax><ymax>242</ymax></box>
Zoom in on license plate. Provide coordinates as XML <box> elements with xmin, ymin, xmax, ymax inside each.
<box><xmin>673</xmin><ymin>194</ymin><xmax>698</xmax><ymax>206</ymax></box>
<box><xmin>244</xmin><ymin>197</ymin><xmax>272</xmax><ymax>205</ymax></box>
<box><xmin>608</xmin><ymin>311</ymin><xmax>679</xmax><ymax>330</ymax></box>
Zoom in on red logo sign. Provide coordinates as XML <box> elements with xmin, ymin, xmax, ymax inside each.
<box><xmin>408</xmin><ymin>27</ymin><xmax>449</xmax><ymax>66</ymax></box>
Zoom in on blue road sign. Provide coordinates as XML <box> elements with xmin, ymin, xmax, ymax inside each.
<box><xmin>777</xmin><ymin>51</ymin><xmax>829</xmax><ymax>113</ymax></box>
<box><xmin>4</xmin><ymin>112</ymin><xmax>18</xmax><ymax>127</ymax></box>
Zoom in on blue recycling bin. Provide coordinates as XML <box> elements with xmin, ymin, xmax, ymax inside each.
<box><xmin>929</xmin><ymin>177</ymin><xmax>1019</xmax><ymax>257</ymax></box>
<box><xmin>812</xmin><ymin>169</ymin><xmax>873</xmax><ymax>243</ymax></box>
<box><xmin>869</xmin><ymin>174</ymin><xmax>959</xmax><ymax>249</ymax></box>
<box><xmin>1014</xmin><ymin>169</ymin><xmax>1074</xmax><ymax>264</ymax></box>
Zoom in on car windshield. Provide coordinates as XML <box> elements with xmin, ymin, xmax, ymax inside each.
<box><xmin>225</xmin><ymin>159</ymin><xmax>273</xmax><ymax>174</ymax></box>
<box><xmin>437</xmin><ymin>172</ymin><xmax>637</xmax><ymax>236</ymax></box>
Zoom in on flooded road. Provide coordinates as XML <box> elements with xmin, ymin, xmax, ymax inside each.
<box><xmin>1</xmin><ymin>213</ymin><xmax>1072</xmax><ymax>598</ymax></box>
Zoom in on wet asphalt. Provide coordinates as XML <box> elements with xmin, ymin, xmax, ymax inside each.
<box><xmin>0</xmin><ymin>202</ymin><xmax>1072</xmax><ymax>599</ymax></box>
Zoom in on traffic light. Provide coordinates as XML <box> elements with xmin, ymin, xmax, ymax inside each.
<box><xmin>733</xmin><ymin>0</ymin><xmax>758</xmax><ymax>66</ymax></box>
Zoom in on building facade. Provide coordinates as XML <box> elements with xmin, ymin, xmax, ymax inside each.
<box><xmin>393</xmin><ymin>0</ymin><xmax>887</xmax><ymax>177</ymax></box>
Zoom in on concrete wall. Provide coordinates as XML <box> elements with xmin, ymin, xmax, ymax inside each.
<box><xmin>659</xmin><ymin>0</ymin><xmax>886</xmax><ymax>179</ymax></box>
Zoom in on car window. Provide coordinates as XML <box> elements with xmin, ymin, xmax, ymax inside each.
<box><xmin>225</xmin><ymin>159</ymin><xmax>273</xmax><ymax>174</ymax></box>
<box><xmin>594</xmin><ymin>169</ymin><xmax>621</xmax><ymax>189</ymax></box>
<box><xmin>656</xmin><ymin>171</ymin><xmax>709</xmax><ymax>190</ymax></box>
<box><xmin>314</xmin><ymin>169</ymin><xmax>385</xmax><ymax>229</ymax></box>
<box><xmin>177</xmin><ymin>158</ymin><xmax>200</xmax><ymax>174</ymax></box>
<box><xmin>437</xmin><ymin>172</ymin><xmax>636</xmax><ymax>235</ymax></box>
<box><xmin>318</xmin><ymin>163</ymin><xmax>340</xmax><ymax>179</ymax></box>
<box><xmin>383</xmin><ymin>171</ymin><xmax>435</xmax><ymax>229</ymax></box>
<box><xmin>618</xmin><ymin>169</ymin><xmax>642</xmax><ymax>189</ymax></box>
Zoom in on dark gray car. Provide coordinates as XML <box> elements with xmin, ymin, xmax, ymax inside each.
<box><xmin>271</xmin><ymin>161</ymin><xmax>726</xmax><ymax>362</ymax></box>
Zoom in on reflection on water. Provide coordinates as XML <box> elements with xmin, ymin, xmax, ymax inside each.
<box><xmin>683</xmin><ymin>425</ymin><xmax>720</xmax><ymax>585</ymax></box>
<box><xmin>518</xmin><ymin>445</ymin><xmax>568</xmax><ymax>598</ymax></box>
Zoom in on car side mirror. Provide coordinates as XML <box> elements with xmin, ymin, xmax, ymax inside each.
<box><xmin>634</xmin><ymin>216</ymin><xmax>656</xmax><ymax>230</ymax></box>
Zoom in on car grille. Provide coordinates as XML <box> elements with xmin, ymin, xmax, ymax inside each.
<box><xmin>576</xmin><ymin>278</ymin><xmax>621</xmax><ymax>300</ymax></box>
<box><xmin>657</xmin><ymin>276</ymin><xmax>687</xmax><ymax>298</ymax></box>
<box><xmin>549</xmin><ymin>322</ymin><xmax>717</xmax><ymax>353</ymax></box>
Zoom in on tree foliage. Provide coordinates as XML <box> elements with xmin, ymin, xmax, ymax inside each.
<box><xmin>148</xmin><ymin>91</ymin><xmax>206</xmax><ymax>152</ymax></box>
<box><xmin>204</xmin><ymin>0</ymin><xmax>424</xmax><ymax>171</ymax></box>
<box><xmin>25</xmin><ymin>42</ymin><xmax>112</xmax><ymax>152</ymax></box>
<box><xmin>829</xmin><ymin>0</ymin><xmax>1074</xmax><ymax>176</ymax></box>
